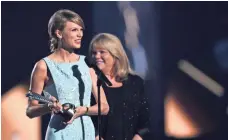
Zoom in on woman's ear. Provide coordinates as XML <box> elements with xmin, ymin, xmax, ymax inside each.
<box><xmin>55</xmin><ymin>30</ymin><xmax>62</xmax><ymax>39</ymax></box>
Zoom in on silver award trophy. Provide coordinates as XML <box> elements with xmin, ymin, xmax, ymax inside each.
<box><xmin>26</xmin><ymin>91</ymin><xmax>76</xmax><ymax>121</ymax></box>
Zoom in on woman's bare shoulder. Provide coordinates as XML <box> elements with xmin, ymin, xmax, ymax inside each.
<box><xmin>34</xmin><ymin>59</ymin><xmax>47</xmax><ymax>72</ymax></box>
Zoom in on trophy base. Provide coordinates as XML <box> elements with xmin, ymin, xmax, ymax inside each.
<box><xmin>60</xmin><ymin>103</ymin><xmax>76</xmax><ymax>122</ymax></box>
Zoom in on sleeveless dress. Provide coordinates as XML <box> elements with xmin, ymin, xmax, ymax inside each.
<box><xmin>43</xmin><ymin>55</ymin><xmax>95</xmax><ymax>140</ymax></box>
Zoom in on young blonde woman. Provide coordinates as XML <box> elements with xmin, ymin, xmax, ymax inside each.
<box><xmin>26</xmin><ymin>9</ymin><xmax>109</xmax><ymax>140</ymax></box>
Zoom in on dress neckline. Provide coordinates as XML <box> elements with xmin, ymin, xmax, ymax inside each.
<box><xmin>46</xmin><ymin>55</ymin><xmax>81</xmax><ymax>64</ymax></box>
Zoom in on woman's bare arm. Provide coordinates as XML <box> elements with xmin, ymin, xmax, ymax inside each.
<box><xmin>86</xmin><ymin>68</ymin><xmax>109</xmax><ymax>115</ymax></box>
<box><xmin>26</xmin><ymin>60</ymin><xmax>61</xmax><ymax>118</ymax></box>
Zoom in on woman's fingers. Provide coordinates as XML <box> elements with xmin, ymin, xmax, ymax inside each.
<box><xmin>66</xmin><ymin>111</ymin><xmax>80</xmax><ymax>124</ymax></box>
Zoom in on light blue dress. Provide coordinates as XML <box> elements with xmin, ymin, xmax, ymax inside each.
<box><xmin>43</xmin><ymin>55</ymin><xmax>95</xmax><ymax>140</ymax></box>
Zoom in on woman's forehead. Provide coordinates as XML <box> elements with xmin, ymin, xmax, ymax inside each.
<box><xmin>92</xmin><ymin>45</ymin><xmax>107</xmax><ymax>51</ymax></box>
<box><xmin>64</xmin><ymin>21</ymin><xmax>82</xmax><ymax>29</ymax></box>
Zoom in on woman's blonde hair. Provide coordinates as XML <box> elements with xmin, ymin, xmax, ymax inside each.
<box><xmin>89</xmin><ymin>33</ymin><xmax>134</xmax><ymax>82</ymax></box>
<box><xmin>48</xmin><ymin>9</ymin><xmax>85</xmax><ymax>52</ymax></box>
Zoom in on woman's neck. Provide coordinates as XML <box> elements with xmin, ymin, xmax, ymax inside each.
<box><xmin>102</xmin><ymin>68</ymin><xmax>114</xmax><ymax>78</ymax></box>
<box><xmin>54</xmin><ymin>48</ymin><xmax>78</xmax><ymax>62</ymax></box>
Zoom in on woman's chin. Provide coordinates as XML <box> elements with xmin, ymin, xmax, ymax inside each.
<box><xmin>75</xmin><ymin>45</ymin><xmax>81</xmax><ymax>49</ymax></box>
<box><xmin>96</xmin><ymin>64</ymin><xmax>104</xmax><ymax>70</ymax></box>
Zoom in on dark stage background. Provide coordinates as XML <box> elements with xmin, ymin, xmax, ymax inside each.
<box><xmin>2</xmin><ymin>1</ymin><xmax>228</xmax><ymax>140</ymax></box>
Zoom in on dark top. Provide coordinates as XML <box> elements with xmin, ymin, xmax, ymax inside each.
<box><xmin>103</xmin><ymin>85</ymin><xmax>124</xmax><ymax>140</ymax></box>
<box><xmin>92</xmin><ymin>74</ymin><xmax>151</xmax><ymax>140</ymax></box>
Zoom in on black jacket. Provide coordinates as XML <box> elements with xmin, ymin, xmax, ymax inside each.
<box><xmin>92</xmin><ymin>74</ymin><xmax>151</xmax><ymax>140</ymax></box>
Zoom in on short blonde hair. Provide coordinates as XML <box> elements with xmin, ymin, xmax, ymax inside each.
<box><xmin>89</xmin><ymin>33</ymin><xmax>134</xmax><ymax>82</ymax></box>
<box><xmin>48</xmin><ymin>9</ymin><xmax>85</xmax><ymax>52</ymax></box>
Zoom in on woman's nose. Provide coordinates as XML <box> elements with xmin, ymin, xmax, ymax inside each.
<box><xmin>95</xmin><ymin>52</ymin><xmax>101</xmax><ymax>59</ymax></box>
<box><xmin>77</xmin><ymin>31</ymin><xmax>83</xmax><ymax>37</ymax></box>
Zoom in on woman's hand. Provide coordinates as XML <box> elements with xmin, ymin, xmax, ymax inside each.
<box><xmin>95</xmin><ymin>135</ymin><xmax>104</xmax><ymax>140</ymax></box>
<box><xmin>132</xmin><ymin>134</ymin><xmax>142</xmax><ymax>140</ymax></box>
<box><xmin>66</xmin><ymin>106</ymin><xmax>87</xmax><ymax>124</ymax></box>
<box><xmin>48</xmin><ymin>96</ymin><xmax>62</xmax><ymax>113</ymax></box>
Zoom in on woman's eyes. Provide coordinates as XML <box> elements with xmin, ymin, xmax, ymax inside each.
<box><xmin>100</xmin><ymin>50</ymin><xmax>107</xmax><ymax>54</ymax></box>
<box><xmin>72</xmin><ymin>28</ymin><xmax>83</xmax><ymax>32</ymax></box>
<box><xmin>92</xmin><ymin>50</ymin><xmax>108</xmax><ymax>55</ymax></box>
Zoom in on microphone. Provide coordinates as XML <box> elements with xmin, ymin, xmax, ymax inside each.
<box><xmin>84</xmin><ymin>57</ymin><xmax>112</xmax><ymax>86</ymax></box>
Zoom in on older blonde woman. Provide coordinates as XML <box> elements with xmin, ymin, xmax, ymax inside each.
<box><xmin>89</xmin><ymin>33</ymin><xmax>151</xmax><ymax>140</ymax></box>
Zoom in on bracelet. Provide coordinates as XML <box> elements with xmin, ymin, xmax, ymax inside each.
<box><xmin>47</xmin><ymin>103</ymin><xmax>53</xmax><ymax>111</ymax></box>
<box><xmin>85</xmin><ymin>107</ymin><xmax>89</xmax><ymax>115</ymax></box>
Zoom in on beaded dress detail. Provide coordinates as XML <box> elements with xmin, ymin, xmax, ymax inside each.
<box><xmin>43</xmin><ymin>55</ymin><xmax>95</xmax><ymax>140</ymax></box>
